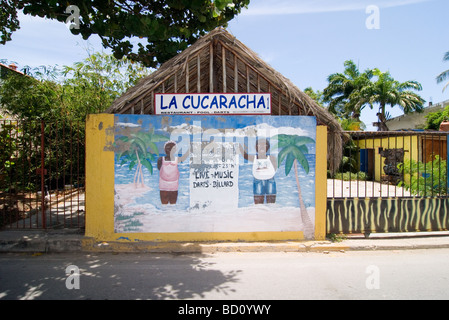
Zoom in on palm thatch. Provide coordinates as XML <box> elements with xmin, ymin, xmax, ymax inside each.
<box><xmin>107</xmin><ymin>27</ymin><xmax>345</xmax><ymax>172</ymax></box>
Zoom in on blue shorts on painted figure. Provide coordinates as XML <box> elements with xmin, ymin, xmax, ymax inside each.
<box><xmin>253</xmin><ymin>177</ymin><xmax>277</xmax><ymax>196</ymax></box>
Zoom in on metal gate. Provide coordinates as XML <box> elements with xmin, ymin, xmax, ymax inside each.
<box><xmin>0</xmin><ymin>120</ymin><xmax>85</xmax><ymax>230</ymax></box>
<box><xmin>327</xmin><ymin>130</ymin><xmax>449</xmax><ymax>235</ymax></box>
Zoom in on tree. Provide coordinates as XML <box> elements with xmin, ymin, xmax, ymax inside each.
<box><xmin>323</xmin><ymin>61</ymin><xmax>425</xmax><ymax>131</ymax></box>
<box><xmin>61</xmin><ymin>51</ymin><xmax>152</xmax><ymax>117</ymax></box>
<box><xmin>322</xmin><ymin>60</ymin><xmax>373</xmax><ymax>121</ymax></box>
<box><xmin>425</xmin><ymin>105</ymin><xmax>449</xmax><ymax>130</ymax></box>
<box><xmin>362</xmin><ymin>69</ymin><xmax>425</xmax><ymax>131</ymax></box>
<box><xmin>338</xmin><ymin>118</ymin><xmax>365</xmax><ymax>131</ymax></box>
<box><xmin>4</xmin><ymin>0</ymin><xmax>250</xmax><ymax>67</ymax></box>
<box><xmin>0</xmin><ymin>0</ymin><xmax>19</xmax><ymax>44</ymax></box>
<box><xmin>274</xmin><ymin>134</ymin><xmax>315</xmax><ymax>239</ymax></box>
<box><xmin>0</xmin><ymin>52</ymin><xmax>151</xmax><ymax>121</ymax></box>
<box><xmin>304</xmin><ymin>87</ymin><xmax>325</xmax><ymax>107</ymax></box>
<box><xmin>305</xmin><ymin>85</ymin><xmax>365</xmax><ymax>131</ymax></box>
<box><xmin>436</xmin><ymin>51</ymin><xmax>449</xmax><ymax>92</ymax></box>
<box><xmin>0</xmin><ymin>67</ymin><xmax>64</xmax><ymax>121</ymax></box>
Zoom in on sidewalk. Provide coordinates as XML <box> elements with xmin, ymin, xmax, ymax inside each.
<box><xmin>1</xmin><ymin>229</ymin><xmax>449</xmax><ymax>254</ymax></box>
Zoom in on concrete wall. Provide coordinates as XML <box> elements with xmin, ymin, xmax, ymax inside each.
<box><xmin>85</xmin><ymin>114</ymin><xmax>328</xmax><ymax>243</ymax></box>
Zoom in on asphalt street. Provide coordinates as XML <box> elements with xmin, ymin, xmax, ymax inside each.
<box><xmin>1</xmin><ymin>249</ymin><xmax>449</xmax><ymax>301</ymax></box>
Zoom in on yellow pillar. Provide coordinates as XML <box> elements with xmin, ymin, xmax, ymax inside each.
<box><xmin>85</xmin><ymin>114</ymin><xmax>115</xmax><ymax>240</ymax></box>
<box><xmin>314</xmin><ymin>126</ymin><xmax>328</xmax><ymax>240</ymax></box>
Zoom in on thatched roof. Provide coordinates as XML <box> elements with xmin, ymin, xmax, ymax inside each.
<box><xmin>107</xmin><ymin>27</ymin><xmax>344</xmax><ymax>172</ymax></box>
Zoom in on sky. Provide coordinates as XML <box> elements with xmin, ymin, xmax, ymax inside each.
<box><xmin>1</xmin><ymin>0</ymin><xmax>449</xmax><ymax>130</ymax></box>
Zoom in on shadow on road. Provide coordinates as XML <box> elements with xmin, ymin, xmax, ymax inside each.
<box><xmin>0</xmin><ymin>252</ymin><xmax>242</xmax><ymax>300</ymax></box>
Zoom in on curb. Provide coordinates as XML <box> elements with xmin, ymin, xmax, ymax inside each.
<box><xmin>0</xmin><ymin>232</ymin><xmax>84</xmax><ymax>254</ymax></box>
<box><xmin>2</xmin><ymin>232</ymin><xmax>449</xmax><ymax>254</ymax></box>
<box><xmin>81</xmin><ymin>237</ymin><xmax>353</xmax><ymax>254</ymax></box>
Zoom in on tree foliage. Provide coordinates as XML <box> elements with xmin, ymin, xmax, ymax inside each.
<box><xmin>323</xmin><ymin>60</ymin><xmax>425</xmax><ymax>131</ymax></box>
<box><xmin>61</xmin><ymin>51</ymin><xmax>152</xmax><ymax>116</ymax></box>
<box><xmin>303</xmin><ymin>87</ymin><xmax>325</xmax><ymax>107</ymax></box>
<box><xmin>322</xmin><ymin>60</ymin><xmax>373</xmax><ymax>121</ymax></box>
<box><xmin>0</xmin><ymin>52</ymin><xmax>151</xmax><ymax>121</ymax></box>
<box><xmin>436</xmin><ymin>51</ymin><xmax>449</xmax><ymax>92</ymax></box>
<box><xmin>425</xmin><ymin>105</ymin><xmax>449</xmax><ymax>130</ymax></box>
<box><xmin>398</xmin><ymin>156</ymin><xmax>447</xmax><ymax>196</ymax></box>
<box><xmin>0</xmin><ymin>0</ymin><xmax>19</xmax><ymax>44</ymax></box>
<box><xmin>4</xmin><ymin>0</ymin><xmax>250</xmax><ymax>67</ymax></box>
<box><xmin>362</xmin><ymin>68</ymin><xmax>425</xmax><ymax>118</ymax></box>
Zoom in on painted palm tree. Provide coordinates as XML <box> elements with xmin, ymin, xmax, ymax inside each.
<box><xmin>362</xmin><ymin>69</ymin><xmax>425</xmax><ymax>131</ymax></box>
<box><xmin>436</xmin><ymin>51</ymin><xmax>449</xmax><ymax>92</ymax></box>
<box><xmin>115</xmin><ymin>129</ymin><xmax>168</xmax><ymax>188</ymax></box>
<box><xmin>274</xmin><ymin>134</ymin><xmax>315</xmax><ymax>239</ymax></box>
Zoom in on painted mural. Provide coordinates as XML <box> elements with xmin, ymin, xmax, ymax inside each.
<box><xmin>113</xmin><ymin>115</ymin><xmax>317</xmax><ymax>236</ymax></box>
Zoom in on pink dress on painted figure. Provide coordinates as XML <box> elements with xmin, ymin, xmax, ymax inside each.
<box><xmin>158</xmin><ymin>141</ymin><xmax>190</xmax><ymax>205</ymax></box>
<box><xmin>159</xmin><ymin>157</ymin><xmax>180</xmax><ymax>192</ymax></box>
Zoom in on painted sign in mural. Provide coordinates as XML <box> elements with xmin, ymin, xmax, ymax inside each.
<box><xmin>154</xmin><ymin>93</ymin><xmax>272</xmax><ymax>115</ymax></box>
<box><xmin>113</xmin><ymin>115</ymin><xmax>316</xmax><ymax>237</ymax></box>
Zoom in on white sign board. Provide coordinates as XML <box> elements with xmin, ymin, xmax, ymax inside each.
<box><xmin>154</xmin><ymin>93</ymin><xmax>271</xmax><ymax>115</ymax></box>
<box><xmin>189</xmin><ymin>142</ymin><xmax>240</xmax><ymax>212</ymax></box>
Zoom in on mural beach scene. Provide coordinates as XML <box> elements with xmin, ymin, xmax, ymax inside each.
<box><xmin>113</xmin><ymin>114</ymin><xmax>317</xmax><ymax>236</ymax></box>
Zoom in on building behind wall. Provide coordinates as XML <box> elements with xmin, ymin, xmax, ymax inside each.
<box><xmin>387</xmin><ymin>100</ymin><xmax>449</xmax><ymax>131</ymax></box>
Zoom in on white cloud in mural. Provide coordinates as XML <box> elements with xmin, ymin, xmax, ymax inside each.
<box><xmin>165</xmin><ymin>122</ymin><xmax>314</xmax><ymax>139</ymax></box>
<box><xmin>116</xmin><ymin>122</ymin><xmax>141</xmax><ymax>128</ymax></box>
<box><xmin>240</xmin><ymin>123</ymin><xmax>313</xmax><ymax>138</ymax></box>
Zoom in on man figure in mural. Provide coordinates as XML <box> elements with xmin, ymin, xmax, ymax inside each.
<box><xmin>240</xmin><ymin>138</ymin><xmax>278</xmax><ymax>205</ymax></box>
<box><xmin>157</xmin><ymin>141</ymin><xmax>190</xmax><ymax>205</ymax></box>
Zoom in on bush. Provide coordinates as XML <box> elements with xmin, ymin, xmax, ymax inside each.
<box><xmin>334</xmin><ymin>171</ymin><xmax>368</xmax><ymax>181</ymax></box>
<box><xmin>398</xmin><ymin>156</ymin><xmax>447</xmax><ymax>196</ymax></box>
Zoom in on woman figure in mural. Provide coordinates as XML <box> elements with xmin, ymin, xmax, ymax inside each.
<box><xmin>240</xmin><ymin>138</ymin><xmax>277</xmax><ymax>204</ymax></box>
<box><xmin>157</xmin><ymin>141</ymin><xmax>190</xmax><ymax>205</ymax></box>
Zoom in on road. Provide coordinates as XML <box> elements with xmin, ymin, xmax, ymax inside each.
<box><xmin>1</xmin><ymin>249</ymin><xmax>449</xmax><ymax>301</ymax></box>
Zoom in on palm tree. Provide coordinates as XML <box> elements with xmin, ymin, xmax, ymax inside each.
<box><xmin>323</xmin><ymin>60</ymin><xmax>373</xmax><ymax>121</ymax></box>
<box><xmin>362</xmin><ymin>69</ymin><xmax>425</xmax><ymax>131</ymax></box>
<box><xmin>274</xmin><ymin>134</ymin><xmax>315</xmax><ymax>239</ymax></box>
<box><xmin>436</xmin><ymin>51</ymin><xmax>449</xmax><ymax>92</ymax></box>
<box><xmin>115</xmin><ymin>129</ymin><xmax>168</xmax><ymax>188</ymax></box>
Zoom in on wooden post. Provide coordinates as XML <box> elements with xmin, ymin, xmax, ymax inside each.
<box><xmin>197</xmin><ymin>55</ymin><xmax>201</xmax><ymax>93</ymax></box>
<box><xmin>151</xmin><ymin>91</ymin><xmax>154</xmax><ymax>114</ymax></box>
<box><xmin>234</xmin><ymin>55</ymin><xmax>238</xmax><ymax>92</ymax></box>
<box><xmin>278</xmin><ymin>95</ymin><xmax>282</xmax><ymax>116</ymax></box>
<box><xmin>222</xmin><ymin>46</ymin><xmax>227</xmax><ymax>93</ymax></box>
<box><xmin>209</xmin><ymin>43</ymin><xmax>214</xmax><ymax>93</ymax></box>
<box><xmin>174</xmin><ymin>73</ymin><xmax>178</xmax><ymax>93</ymax></box>
<box><xmin>246</xmin><ymin>66</ymin><xmax>250</xmax><ymax>92</ymax></box>
<box><xmin>186</xmin><ymin>61</ymin><xmax>190</xmax><ymax>93</ymax></box>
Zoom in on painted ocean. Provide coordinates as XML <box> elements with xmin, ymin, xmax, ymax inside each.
<box><xmin>114</xmin><ymin>153</ymin><xmax>316</xmax><ymax>211</ymax></box>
